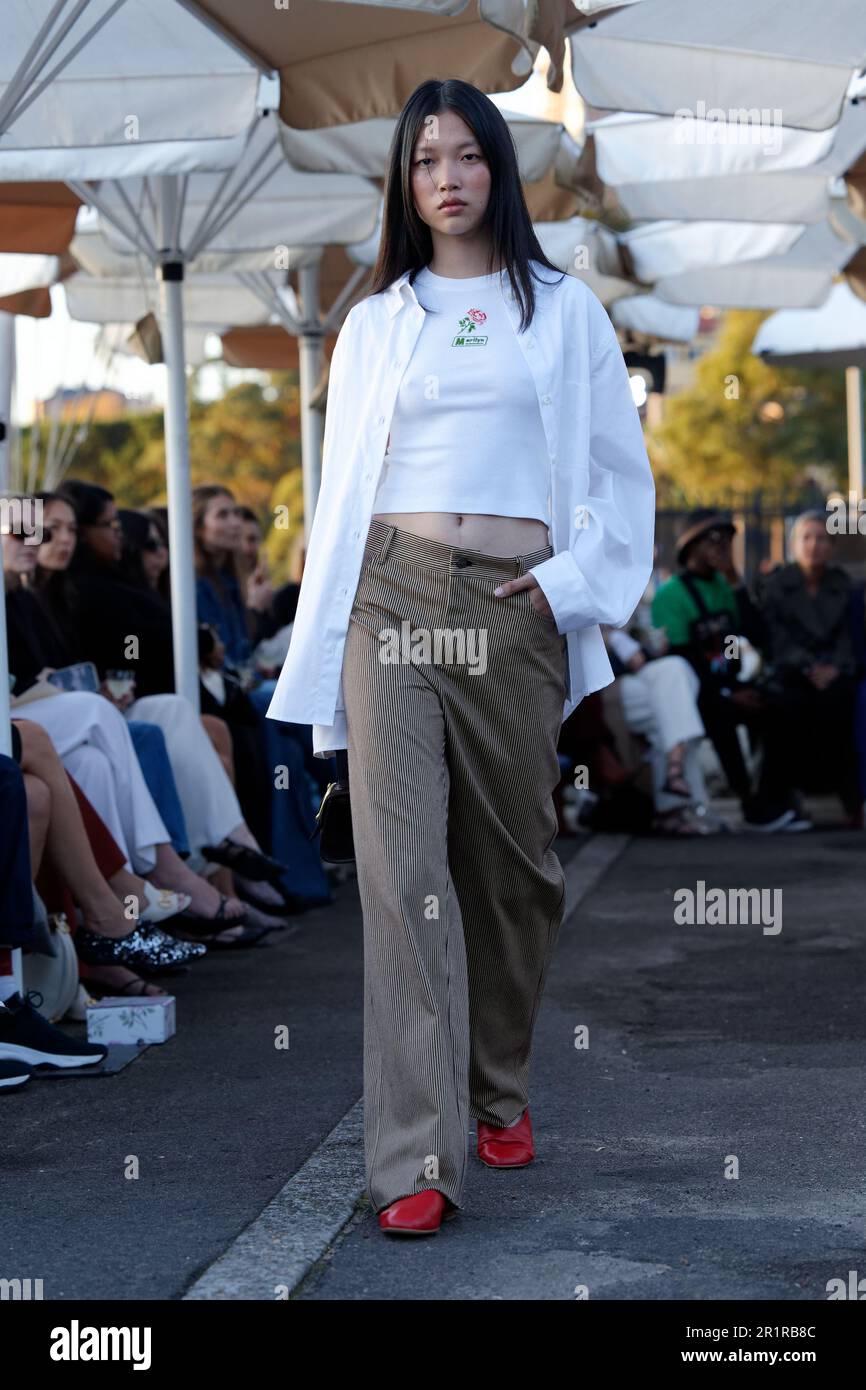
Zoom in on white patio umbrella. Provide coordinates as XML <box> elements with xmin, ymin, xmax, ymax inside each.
<box><xmin>651</xmin><ymin>210</ymin><xmax>866</xmax><ymax>309</ymax></box>
<box><xmin>752</xmin><ymin>281</ymin><xmax>866</xmax><ymax>492</ymax></box>
<box><xmin>620</xmin><ymin>219</ymin><xmax>807</xmax><ymax>285</ymax></box>
<box><xmin>0</xmin><ymin>0</ymin><xmax>264</xmax><ymax>178</ymax></box>
<box><xmin>586</xmin><ymin>103</ymin><xmax>866</xmax><ymax>224</ymax></box>
<box><xmin>1</xmin><ymin>0</ymin><xmax>585</xmax><ymax>719</ymax></box>
<box><xmin>568</xmin><ymin>0</ymin><xmax>866</xmax><ymax>132</ymax></box>
<box><xmin>611</xmin><ymin>294</ymin><xmax>700</xmax><ymax>345</ymax></box>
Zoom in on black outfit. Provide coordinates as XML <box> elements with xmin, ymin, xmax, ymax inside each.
<box><xmin>753</xmin><ymin>563</ymin><xmax>863</xmax><ymax>813</ymax></box>
<box><xmin>63</xmin><ymin>549</ymin><xmax>176</xmax><ymax>698</ymax></box>
<box><xmin>62</xmin><ymin>549</ymin><xmax>274</xmax><ymax>848</ymax></box>
<box><xmin>5</xmin><ymin>585</ymin><xmax>74</xmax><ymax>696</ymax></box>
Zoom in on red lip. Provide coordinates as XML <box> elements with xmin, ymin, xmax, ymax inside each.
<box><xmin>439</xmin><ymin>199</ymin><xmax>466</xmax><ymax>210</ymax></box>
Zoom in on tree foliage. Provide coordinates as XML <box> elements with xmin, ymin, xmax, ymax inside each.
<box><xmin>646</xmin><ymin>309</ymin><xmax>848</xmax><ymax>506</ymax></box>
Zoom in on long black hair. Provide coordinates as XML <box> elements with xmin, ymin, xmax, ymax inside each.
<box><xmin>368</xmin><ymin>78</ymin><xmax>565</xmax><ymax>332</ymax></box>
<box><xmin>32</xmin><ymin>490</ymin><xmax>82</xmax><ymax>633</ymax></box>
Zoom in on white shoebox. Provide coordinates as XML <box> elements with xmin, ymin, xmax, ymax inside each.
<box><xmin>85</xmin><ymin>995</ymin><xmax>176</xmax><ymax>1045</ymax></box>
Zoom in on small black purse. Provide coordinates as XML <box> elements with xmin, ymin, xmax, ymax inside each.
<box><xmin>309</xmin><ymin>749</ymin><xmax>354</xmax><ymax>863</ymax></box>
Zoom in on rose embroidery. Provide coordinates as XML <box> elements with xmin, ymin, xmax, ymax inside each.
<box><xmin>457</xmin><ymin>308</ymin><xmax>487</xmax><ymax>334</ymax></box>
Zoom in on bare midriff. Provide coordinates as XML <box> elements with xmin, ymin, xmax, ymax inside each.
<box><xmin>370</xmin><ymin>511</ymin><xmax>550</xmax><ymax>556</ymax></box>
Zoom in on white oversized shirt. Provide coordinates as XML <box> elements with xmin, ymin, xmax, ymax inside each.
<box><xmin>266</xmin><ymin>258</ymin><xmax>656</xmax><ymax>757</ymax></box>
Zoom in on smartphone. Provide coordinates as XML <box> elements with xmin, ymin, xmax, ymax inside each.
<box><xmin>46</xmin><ymin>662</ymin><xmax>101</xmax><ymax>693</ymax></box>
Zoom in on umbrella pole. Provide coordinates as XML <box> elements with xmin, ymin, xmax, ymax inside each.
<box><xmin>297</xmin><ymin>263</ymin><xmax>323</xmax><ymax>543</ymax></box>
<box><xmin>846</xmin><ymin>366</ymin><xmax>865</xmax><ymax>500</ymax></box>
<box><xmin>159</xmin><ymin>260</ymin><xmax>200</xmax><ymax>713</ymax></box>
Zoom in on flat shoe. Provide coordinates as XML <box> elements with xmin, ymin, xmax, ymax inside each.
<box><xmin>477</xmin><ymin>1107</ymin><xmax>535</xmax><ymax>1167</ymax></box>
<box><xmin>378</xmin><ymin>1190</ymin><xmax>458</xmax><ymax>1235</ymax></box>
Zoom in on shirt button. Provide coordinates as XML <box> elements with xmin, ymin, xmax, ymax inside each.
<box><xmin>377</xmin><ymin>415</ymin><xmax>386</xmax><ymax>425</ymax></box>
<box><xmin>541</xmin><ymin>394</ymin><xmax>551</xmax><ymax>406</ymax></box>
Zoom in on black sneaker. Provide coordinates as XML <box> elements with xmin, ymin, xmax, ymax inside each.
<box><xmin>0</xmin><ymin>991</ymin><xmax>107</xmax><ymax>1069</ymax></box>
<box><xmin>0</xmin><ymin>1058</ymin><xmax>33</xmax><ymax>1090</ymax></box>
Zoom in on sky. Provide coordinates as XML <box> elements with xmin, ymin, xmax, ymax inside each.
<box><xmin>9</xmin><ymin>57</ymin><xmax>583</xmax><ymax>428</ymax></box>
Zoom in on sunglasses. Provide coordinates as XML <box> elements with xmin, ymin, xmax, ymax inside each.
<box><xmin>143</xmin><ymin>537</ymin><xmax>168</xmax><ymax>553</ymax></box>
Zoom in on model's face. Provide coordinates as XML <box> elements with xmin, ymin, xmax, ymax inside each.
<box><xmin>82</xmin><ymin>498</ymin><xmax>123</xmax><ymax>564</ymax></box>
<box><xmin>793</xmin><ymin>518</ymin><xmax>829</xmax><ymax>573</ymax></box>
<box><xmin>200</xmin><ymin>494</ymin><xmax>241</xmax><ymax>553</ymax></box>
<box><xmin>410</xmin><ymin>108</ymin><xmax>491</xmax><ymax>239</ymax></box>
<box><xmin>38</xmin><ymin>500</ymin><xmax>77</xmax><ymax>570</ymax></box>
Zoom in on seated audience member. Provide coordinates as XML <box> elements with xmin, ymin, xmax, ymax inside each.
<box><xmin>753</xmin><ymin>509</ymin><xmax>864</xmax><ymax>823</ymax></box>
<box><xmin>3</xmin><ymin>498</ymin><xmax>265</xmax><ymax>936</ymax></box>
<box><xmin>0</xmin><ymin>750</ymin><xmax>108</xmax><ymax>1082</ymax></box>
<box><xmin>193</xmin><ymin>485</ymin><xmax>332</xmax><ymax>905</ymax></box>
<box><xmin>604</xmin><ymin>625</ymin><xmax>714</xmax><ymax>833</ymax></box>
<box><xmin>652</xmin><ymin>510</ymin><xmax>808</xmax><ymax>833</ymax></box>
<box><xmin>193</xmin><ymin>485</ymin><xmax>256</xmax><ymax>671</ymax></box>
<box><xmin>236</xmin><ymin>505</ymin><xmax>301</xmax><ymax>650</ymax></box>
<box><xmin>13</xmin><ymin>718</ymin><xmax>182</xmax><ymax>995</ymax></box>
<box><xmin>33</xmin><ymin>484</ymin><xmax>291</xmax><ymax>914</ymax></box>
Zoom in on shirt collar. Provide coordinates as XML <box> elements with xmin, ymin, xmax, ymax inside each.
<box><xmin>384</xmin><ymin>270</ymin><xmax>414</xmax><ymax>318</ymax></box>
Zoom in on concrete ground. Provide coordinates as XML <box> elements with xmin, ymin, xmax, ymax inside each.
<box><xmin>3</xmin><ymin>809</ymin><xmax>864</xmax><ymax>1302</ymax></box>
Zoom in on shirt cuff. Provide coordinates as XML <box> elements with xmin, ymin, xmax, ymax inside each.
<box><xmin>312</xmin><ymin>707</ymin><xmax>348</xmax><ymax>760</ymax></box>
<box><xmin>528</xmin><ymin>551</ymin><xmax>598</xmax><ymax>632</ymax></box>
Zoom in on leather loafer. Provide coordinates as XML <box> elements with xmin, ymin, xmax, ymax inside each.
<box><xmin>476</xmin><ymin>1107</ymin><xmax>535</xmax><ymax>1167</ymax></box>
<box><xmin>377</xmin><ymin>1190</ymin><xmax>458</xmax><ymax>1235</ymax></box>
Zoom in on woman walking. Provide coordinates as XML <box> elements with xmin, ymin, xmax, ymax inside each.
<box><xmin>267</xmin><ymin>79</ymin><xmax>655</xmax><ymax>1234</ymax></box>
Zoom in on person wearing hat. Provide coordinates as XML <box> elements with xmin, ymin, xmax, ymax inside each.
<box><xmin>651</xmin><ymin>510</ymin><xmax>808</xmax><ymax>833</ymax></box>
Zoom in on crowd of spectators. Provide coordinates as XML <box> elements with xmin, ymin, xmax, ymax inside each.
<box><xmin>561</xmin><ymin>508</ymin><xmax>865</xmax><ymax>837</ymax></box>
<box><xmin>0</xmin><ymin>480</ymin><xmax>336</xmax><ymax>1090</ymax></box>
<box><xmin>2</xmin><ymin>489</ymin><xmax>863</xmax><ymax>1089</ymax></box>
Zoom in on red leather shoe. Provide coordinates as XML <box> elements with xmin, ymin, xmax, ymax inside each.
<box><xmin>377</xmin><ymin>1190</ymin><xmax>458</xmax><ymax>1236</ymax></box>
<box><xmin>476</xmin><ymin>1108</ymin><xmax>535</xmax><ymax>1167</ymax></box>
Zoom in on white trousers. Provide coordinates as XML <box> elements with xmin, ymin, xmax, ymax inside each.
<box><xmin>617</xmin><ymin>656</ymin><xmax>708</xmax><ymax>811</ymax></box>
<box><xmin>126</xmin><ymin>694</ymin><xmax>243</xmax><ymax>871</ymax></box>
<box><xmin>12</xmin><ymin>691</ymin><xmax>168</xmax><ymax>874</ymax></box>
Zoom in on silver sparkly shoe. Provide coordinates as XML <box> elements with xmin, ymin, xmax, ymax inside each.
<box><xmin>74</xmin><ymin>922</ymin><xmax>206</xmax><ymax>970</ymax></box>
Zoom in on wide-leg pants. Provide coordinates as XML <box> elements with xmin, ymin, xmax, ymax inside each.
<box><xmin>342</xmin><ymin>519</ymin><xmax>569</xmax><ymax>1213</ymax></box>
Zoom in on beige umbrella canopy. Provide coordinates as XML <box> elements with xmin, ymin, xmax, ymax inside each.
<box><xmin>0</xmin><ymin>184</ymin><xmax>82</xmax><ymax>255</ymax></box>
<box><xmin>186</xmin><ymin>0</ymin><xmax>576</xmax><ymax>127</ymax></box>
<box><xmin>568</xmin><ymin>0</ymin><xmax>866</xmax><ymax>132</ymax></box>
<box><xmin>279</xmin><ymin>106</ymin><xmax>601</xmax><ymax>219</ymax></box>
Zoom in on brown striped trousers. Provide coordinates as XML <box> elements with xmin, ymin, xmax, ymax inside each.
<box><xmin>343</xmin><ymin>519</ymin><xmax>568</xmax><ymax>1213</ymax></box>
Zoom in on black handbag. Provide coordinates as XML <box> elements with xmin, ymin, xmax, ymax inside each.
<box><xmin>309</xmin><ymin>749</ymin><xmax>354</xmax><ymax>863</ymax></box>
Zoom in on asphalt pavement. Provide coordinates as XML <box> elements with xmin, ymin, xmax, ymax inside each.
<box><xmin>4</xmin><ymin>813</ymin><xmax>864</xmax><ymax>1302</ymax></box>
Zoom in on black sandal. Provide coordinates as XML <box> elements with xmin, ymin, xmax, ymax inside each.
<box><xmin>200</xmin><ymin>838</ymin><xmax>288</xmax><ymax>886</ymax></box>
<box><xmin>169</xmin><ymin>893</ymin><xmax>249</xmax><ymax>939</ymax></box>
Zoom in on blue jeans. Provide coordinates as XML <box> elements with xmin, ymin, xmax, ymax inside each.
<box><xmin>247</xmin><ymin>680</ymin><xmax>332</xmax><ymax>903</ymax></box>
<box><xmin>127</xmin><ymin>720</ymin><xmax>190</xmax><ymax>858</ymax></box>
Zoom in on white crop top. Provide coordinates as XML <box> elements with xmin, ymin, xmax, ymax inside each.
<box><xmin>372</xmin><ymin>265</ymin><xmax>551</xmax><ymax>523</ymax></box>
